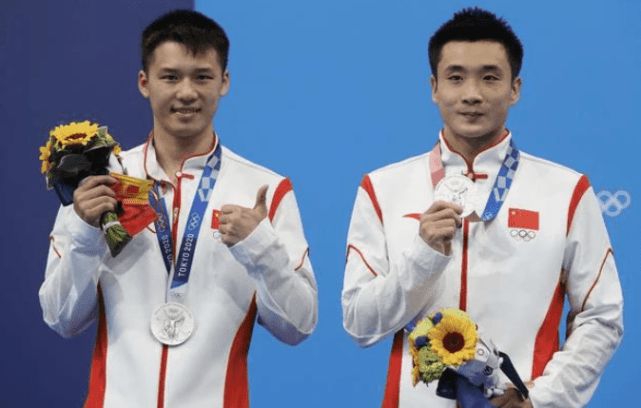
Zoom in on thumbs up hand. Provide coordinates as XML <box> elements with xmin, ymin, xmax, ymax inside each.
<box><xmin>219</xmin><ymin>185</ymin><xmax>269</xmax><ymax>247</ymax></box>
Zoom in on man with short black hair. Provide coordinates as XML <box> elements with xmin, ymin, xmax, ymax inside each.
<box><xmin>40</xmin><ymin>10</ymin><xmax>317</xmax><ymax>407</ymax></box>
<box><xmin>342</xmin><ymin>8</ymin><xmax>622</xmax><ymax>407</ymax></box>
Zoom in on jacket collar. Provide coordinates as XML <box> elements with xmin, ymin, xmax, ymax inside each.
<box><xmin>438</xmin><ymin>130</ymin><xmax>512</xmax><ymax>178</ymax></box>
<box><xmin>142</xmin><ymin>132</ymin><xmax>219</xmax><ymax>183</ymax></box>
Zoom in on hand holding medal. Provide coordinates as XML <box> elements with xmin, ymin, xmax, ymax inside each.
<box><xmin>433</xmin><ymin>174</ymin><xmax>479</xmax><ymax>219</ymax></box>
<box><xmin>419</xmin><ymin>201</ymin><xmax>462</xmax><ymax>256</ymax></box>
<box><xmin>422</xmin><ymin>139</ymin><xmax>521</xmax><ymax>255</ymax></box>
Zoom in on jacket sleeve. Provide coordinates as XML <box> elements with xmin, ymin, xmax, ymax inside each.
<box><xmin>529</xmin><ymin>186</ymin><xmax>624</xmax><ymax>407</ymax></box>
<box><xmin>229</xmin><ymin>183</ymin><xmax>317</xmax><ymax>345</ymax></box>
<box><xmin>38</xmin><ymin>205</ymin><xmax>108</xmax><ymax>338</ymax></box>
<box><xmin>341</xmin><ymin>178</ymin><xmax>451</xmax><ymax>347</ymax></box>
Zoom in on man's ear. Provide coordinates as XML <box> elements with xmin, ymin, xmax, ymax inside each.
<box><xmin>430</xmin><ymin>75</ymin><xmax>438</xmax><ymax>103</ymax></box>
<box><xmin>138</xmin><ymin>70</ymin><xmax>149</xmax><ymax>98</ymax></box>
<box><xmin>510</xmin><ymin>76</ymin><xmax>522</xmax><ymax>105</ymax></box>
<box><xmin>220</xmin><ymin>70</ymin><xmax>231</xmax><ymax>97</ymax></box>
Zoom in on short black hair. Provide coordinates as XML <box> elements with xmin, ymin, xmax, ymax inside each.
<box><xmin>141</xmin><ymin>10</ymin><xmax>229</xmax><ymax>72</ymax></box>
<box><xmin>428</xmin><ymin>8</ymin><xmax>523</xmax><ymax>79</ymax></box>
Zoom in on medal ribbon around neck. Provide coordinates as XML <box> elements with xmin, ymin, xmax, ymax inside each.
<box><xmin>149</xmin><ymin>143</ymin><xmax>222</xmax><ymax>302</ymax></box>
<box><xmin>429</xmin><ymin>138</ymin><xmax>520</xmax><ymax>222</ymax></box>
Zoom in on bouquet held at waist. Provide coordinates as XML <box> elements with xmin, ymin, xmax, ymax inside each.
<box><xmin>408</xmin><ymin>308</ymin><xmax>529</xmax><ymax>407</ymax></box>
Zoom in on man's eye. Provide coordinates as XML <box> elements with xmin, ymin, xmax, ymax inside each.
<box><xmin>448</xmin><ymin>75</ymin><xmax>463</xmax><ymax>82</ymax></box>
<box><xmin>161</xmin><ymin>75</ymin><xmax>178</xmax><ymax>81</ymax></box>
<box><xmin>483</xmin><ymin>75</ymin><xmax>499</xmax><ymax>81</ymax></box>
<box><xmin>196</xmin><ymin>75</ymin><xmax>214</xmax><ymax>81</ymax></box>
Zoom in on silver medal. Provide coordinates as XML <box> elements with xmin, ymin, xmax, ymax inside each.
<box><xmin>434</xmin><ymin>174</ymin><xmax>477</xmax><ymax>217</ymax></box>
<box><xmin>150</xmin><ymin>302</ymin><xmax>195</xmax><ymax>346</ymax></box>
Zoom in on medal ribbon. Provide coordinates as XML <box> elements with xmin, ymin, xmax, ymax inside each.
<box><xmin>428</xmin><ymin>138</ymin><xmax>520</xmax><ymax>221</ymax></box>
<box><xmin>149</xmin><ymin>143</ymin><xmax>222</xmax><ymax>301</ymax></box>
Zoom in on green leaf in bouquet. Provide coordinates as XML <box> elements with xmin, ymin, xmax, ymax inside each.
<box><xmin>90</xmin><ymin>126</ymin><xmax>117</xmax><ymax>150</ymax></box>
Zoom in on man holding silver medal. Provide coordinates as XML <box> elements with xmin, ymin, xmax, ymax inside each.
<box><xmin>342</xmin><ymin>7</ymin><xmax>623</xmax><ymax>408</ymax></box>
<box><xmin>39</xmin><ymin>10</ymin><xmax>317</xmax><ymax>407</ymax></box>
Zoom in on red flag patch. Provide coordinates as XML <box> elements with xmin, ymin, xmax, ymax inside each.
<box><xmin>508</xmin><ymin>208</ymin><xmax>539</xmax><ymax>230</ymax></box>
<box><xmin>211</xmin><ymin>209</ymin><xmax>221</xmax><ymax>229</ymax></box>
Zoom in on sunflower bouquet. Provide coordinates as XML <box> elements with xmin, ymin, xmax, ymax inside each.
<box><xmin>408</xmin><ymin>308</ymin><xmax>529</xmax><ymax>407</ymax></box>
<box><xmin>39</xmin><ymin>121</ymin><xmax>155</xmax><ymax>257</ymax></box>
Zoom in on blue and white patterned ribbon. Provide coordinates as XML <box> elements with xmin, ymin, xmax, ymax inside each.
<box><xmin>149</xmin><ymin>142</ymin><xmax>222</xmax><ymax>302</ymax></box>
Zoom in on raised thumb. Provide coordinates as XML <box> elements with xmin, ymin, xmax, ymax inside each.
<box><xmin>254</xmin><ymin>185</ymin><xmax>269</xmax><ymax>215</ymax></box>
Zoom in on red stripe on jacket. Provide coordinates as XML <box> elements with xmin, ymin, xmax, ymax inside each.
<box><xmin>567</xmin><ymin>175</ymin><xmax>590</xmax><ymax>234</ymax></box>
<box><xmin>531</xmin><ymin>175</ymin><xmax>591</xmax><ymax>379</ymax></box>
<box><xmin>360</xmin><ymin>175</ymin><xmax>383</xmax><ymax>224</ymax></box>
<box><xmin>84</xmin><ymin>287</ymin><xmax>108</xmax><ymax>408</ymax></box>
<box><xmin>531</xmin><ymin>279</ymin><xmax>564</xmax><ymax>378</ymax></box>
<box><xmin>581</xmin><ymin>249</ymin><xmax>613</xmax><ymax>312</ymax></box>
<box><xmin>269</xmin><ymin>178</ymin><xmax>293</xmax><ymax>222</ymax></box>
<box><xmin>381</xmin><ymin>331</ymin><xmax>404</xmax><ymax>408</ymax></box>
<box><xmin>459</xmin><ymin>220</ymin><xmax>470</xmax><ymax>311</ymax></box>
<box><xmin>223</xmin><ymin>296</ymin><xmax>258</xmax><ymax>408</ymax></box>
<box><xmin>346</xmin><ymin>244</ymin><xmax>378</xmax><ymax>276</ymax></box>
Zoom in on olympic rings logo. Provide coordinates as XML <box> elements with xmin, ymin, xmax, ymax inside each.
<box><xmin>188</xmin><ymin>213</ymin><xmax>201</xmax><ymax>230</ymax></box>
<box><xmin>510</xmin><ymin>229</ymin><xmax>536</xmax><ymax>241</ymax></box>
<box><xmin>597</xmin><ymin>190</ymin><xmax>631</xmax><ymax>217</ymax></box>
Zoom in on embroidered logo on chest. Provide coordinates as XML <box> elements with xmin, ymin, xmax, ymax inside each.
<box><xmin>508</xmin><ymin>208</ymin><xmax>539</xmax><ymax>242</ymax></box>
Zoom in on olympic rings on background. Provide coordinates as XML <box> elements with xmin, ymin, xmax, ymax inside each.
<box><xmin>597</xmin><ymin>190</ymin><xmax>631</xmax><ymax>217</ymax></box>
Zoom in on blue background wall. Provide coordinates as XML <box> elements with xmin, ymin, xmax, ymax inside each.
<box><xmin>1</xmin><ymin>0</ymin><xmax>638</xmax><ymax>406</ymax></box>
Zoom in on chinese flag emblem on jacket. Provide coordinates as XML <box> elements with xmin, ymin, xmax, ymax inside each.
<box><xmin>508</xmin><ymin>208</ymin><xmax>539</xmax><ymax>230</ymax></box>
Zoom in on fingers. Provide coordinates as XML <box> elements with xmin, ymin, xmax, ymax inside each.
<box><xmin>424</xmin><ymin>200</ymin><xmax>463</xmax><ymax>224</ymax></box>
<box><xmin>218</xmin><ymin>208</ymin><xmax>239</xmax><ymax>247</ymax></box>
<box><xmin>253</xmin><ymin>185</ymin><xmax>268</xmax><ymax>212</ymax></box>
<box><xmin>421</xmin><ymin>208</ymin><xmax>462</xmax><ymax>228</ymax></box>
<box><xmin>420</xmin><ymin>218</ymin><xmax>458</xmax><ymax>242</ymax></box>
<box><xmin>218</xmin><ymin>186</ymin><xmax>270</xmax><ymax>247</ymax></box>
<box><xmin>74</xmin><ymin>196</ymin><xmax>118</xmax><ymax>227</ymax></box>
<box><xmin>418</xmin><ymin>200</ymin><xmax>465</xmax><ymax>255</ymax></box>
<box><xmin>221</xmin><ymin>204</ymin><xmax>240</xmax><ymax>214</ymax></box>
<box><xmin>76</xmin><ymin>175</ymin><xmax>118</xmax><ymax>192</ymax></box>
<box><xmin>73</xmin><ymin>175</ymin><xmax>119</xmax><ymax>227</ymax></box>
<box><xmin>76</xmin><ymin>184</ymin><xmax>116</xmax><ymax>202</ymax></box>
<box><xmin>218</xmin><ymin>222</ymin><xmax>239</xmax><ymax>247</ymax></box>
<box><xmin>489</xmin><ymin>388</ymin><xmax>523</xmax><ymax>408</ymax></box>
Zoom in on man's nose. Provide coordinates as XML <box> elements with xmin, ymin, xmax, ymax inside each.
<box><xmin>461</xmin><ymin>79</ymin><xmax>482</xmax><ymax>104</ymax></box>
<box><xmin>176</xmin><ymin>79</ymin><xmax>197</xmax><ymax>101</ymax></box>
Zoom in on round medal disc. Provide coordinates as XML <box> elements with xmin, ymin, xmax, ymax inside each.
<box><xmin>434</xmin><ymin>174</ymin><xmax>477</xmax><ymax>217</ymax></box>
<box><xmin>151</xmin><ymin>302</ymin><xmax>195</xmax><ymax>346</ymax></box>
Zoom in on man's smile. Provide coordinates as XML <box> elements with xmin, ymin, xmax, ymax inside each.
<box><xmin>172</xmin><ymin>106</ymin><xmax>201</xmax><ymax>115</ymax></box>
<box><xmin>459</xmin><ymin>111</ymin><xmax>484</xmax><ymax>118</ymax></box>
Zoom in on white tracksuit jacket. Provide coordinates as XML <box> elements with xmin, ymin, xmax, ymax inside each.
<box><xmin>342</xmin><ymin>133</ymin><xmax>623</xmax><ymax>408</ymax></box>
<box><xmin>40</xmin><ymin>136</ymin><xmax>318</xmax><ymax>408</ymax></box>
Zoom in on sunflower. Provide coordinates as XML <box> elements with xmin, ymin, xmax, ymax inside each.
<box><xmin>428</xmin><ymin>309</ymin><xmax>477</xmax><ymax>366</ymax></box>
<box><xmin>50</xmin><ymin>121</ymin><xmax>99</xmax><ymax>146</ymax></box>
<box><xmin>39</xmin><ymin>139</ymin><xmax>53</xmax><ymax>173</ymax></box>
